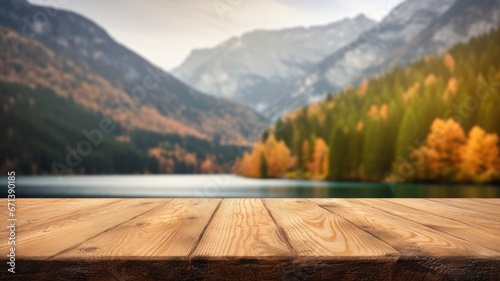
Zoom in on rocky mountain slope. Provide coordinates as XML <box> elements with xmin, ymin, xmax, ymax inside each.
<box><xmin>384</xmin><ymin>0</ymin><xmax>500</xmax><ymax>73</ymax></box>
<box><xmin>272</xmin><ymin>0</ymin><xmax>458</xmax><ymax>117</ymax></box>
<box><xmin>172</xmin><ymin>15</ymin><xmax>376</xmax><ymax>117</ymax></box>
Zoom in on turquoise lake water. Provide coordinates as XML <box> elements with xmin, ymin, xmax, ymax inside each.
<box><xmin>1</xmin><ymin>175</ymin><xmax>499</xmax><ymax>198</ymax></box>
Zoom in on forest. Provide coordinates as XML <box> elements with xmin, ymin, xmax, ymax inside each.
<box><xmin>234</xmin><ymin>28</ymin><xmax>500</xmax><ymax>184</ymax></box>
<box><xmin>0</xmin><ymin>82</ymin><xmax>245</xmax><ymax>175</ymax></box>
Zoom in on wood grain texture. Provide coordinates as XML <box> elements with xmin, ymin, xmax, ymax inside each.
<box><xmin>2</xmin><ymin>199</ymin><xmax>122</xmax><ymax>235</ymax></box>
<box><xmin>54</xmin><ymin>199</ymin><xmax>221</xmax><ymax>259</ymax></box>
<box><xmin>314</xmin><ymin>199</ymin><xmax>498</xmax><ymax>257</ymax></box>
<box><xmin>2</xmin><ymin>199</ymin><xmax>165</xmax><ymax>258</ymax></box>
<box><xmin>429</xmin><ymin>198</ymin><xmax>500</xmax><ymax>216</ymax></box>
<box><xmin>472</xmin><ymin>199</ymin><xmax>500</xmax><ymax>206</ymax></box>
<box><xmin>263</xmin><ymin>199</ymin><xmax>398</xmax><ymax>256</ymax></box>
<box><xmin>357</xmin><ymin>199</ymin><xmax>500</xmax><ymax>253</ymax></box>
<box><xmin>192</xmin><ymin>199</ymin><xmax>291</xmax><ymax>257</ymax></box>
<box><xmin>383</xmin><ymin>199</ymin><xmax>500</xmax><ymax>235</ymax></box>
<box><xmin>1</xmin><ymin>198</ymin><xmax>499</xmax><ymax>281</ymax></box>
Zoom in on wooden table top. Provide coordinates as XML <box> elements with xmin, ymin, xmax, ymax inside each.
<box><xmin>1</xmin><ymin>198</ymin><xmax>499</xmax><ymax>280</ymax></box>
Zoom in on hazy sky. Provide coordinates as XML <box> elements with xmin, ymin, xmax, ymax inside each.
<box><xmin>29</xmin><ymin>0</ymin><xmax>405</xmax><ymax>70</ymax></box>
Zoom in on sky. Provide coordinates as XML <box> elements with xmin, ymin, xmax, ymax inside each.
<box><xmin>28</xmin><ymin>0</ymin><xmax>405</xmax><ymax>71</ymax></box>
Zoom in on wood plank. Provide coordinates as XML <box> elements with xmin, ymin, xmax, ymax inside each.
<box><xmin>472</xmin><ymin>199</ymin><xmax>500</xmax><ymax>206</ymax></box>
<box><xmin>262</xmin><ymin>199</ymin><xmax>398</xmax><ymax>256</ymax></box>
<box><xmin>429</xmin><ymin>198</ymin><xmax>500</xmax><ymax>216</ymax></box>
<box><xmin>353</xmin><ymin>199</ymin><xmax>500</xmax><ymax>254</ymax></box>
<box><xmin>192</xmin><ymin>199</ymin><xmax>291</xmax><ymax>257</ymax></box>
<box><xmin>54</xmin><ymin>199</ymin><xmax>220</xmax><ymax>259</ymax></box>
<box><xmin>314</xmin><ymin>199</ymin><xmax>499</xmax><ymax>257</ymax></box>
<box><xmin>2</xmin><ymin>199</ymin><xmax>123</xmax><ymax>235</ymax></box>
<box><xmin>1</xmin><ymin>199</ymin><xmax>500</xmax><ymax>280</ymax></box>
<box><xmin>8</xmin><ymin>199</ymin><xmax>166</xmax><ymax>258</ymax></box>
<box><xmin>383</xmin><ymin>199</ymin><xmax>500</xmax><ymax>234</ymax></box>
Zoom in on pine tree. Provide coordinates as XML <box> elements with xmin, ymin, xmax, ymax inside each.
<box><xmin>328</xmin><ymin>125</ymin><xmax>347</xmax><ymax>180</ymax></box>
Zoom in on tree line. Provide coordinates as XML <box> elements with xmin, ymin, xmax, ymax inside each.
<box><xmin>234</xmin><ymin>28</ymin><xmax>500</xmax><ymax>184</ymax></box>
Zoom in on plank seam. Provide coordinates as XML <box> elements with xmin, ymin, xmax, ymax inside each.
<box><xmin>379</xmin><ymin>199</ymin><xmax>500</xmax><ymax>231</ymax></box>
<box><xmin>16</xmin><ymin>199</ymin><xmax>124</xmax><ymax>235</ymax></box>
<box><xmin>427</xmin><ymin>199</ymin><xmax>500</xmax><ymax>216</ymax></box>
<box><xmin>315</xmin><ymin>200</ymin><xmax>401</xmax><ymax>256</ymax></box>
<box><xmin>354</xmin><ymin>200</ymin><xmax>500</xmax><ymax>255</ymax></box>
<box><xmin>261</xmin><ymin>199</ymin><xmax>298</xmax><ymax>256</ymax></box>
<box><xmin>47</xmin><ymin>199</ymin><xmax>173</xmax><ymax>260</ymax></box>
<box><xmin>187</xmin><ymin>199</ymin><xmax>223</xmax><ymax>257</ymax></box>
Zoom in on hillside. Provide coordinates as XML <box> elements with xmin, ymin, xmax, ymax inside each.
<box><xmin>234</xmin><ymin>29</ymin><xmax>500</xmax><ymax>184</ymax></box>
<box><xmin>0</xmin><ymin>0</ymin><xmax>267</xmax><ymax>144</ymax></box>
<box><xmin>250</xmin><ymin>0</ymin><xmax>458</xmax><ymax>117</ymax></box>
<box><xmin>376</xmin><ymin>0</ymin><xmax>500</xmax><ymax>84</ymax></box>
<box><xmin>0</xmin><ymin>80</ymin><xmax>248</xmax><ymax>175</ymax></box>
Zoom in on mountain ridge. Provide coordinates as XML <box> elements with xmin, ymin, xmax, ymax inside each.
<box><xmin>0</xmin><ymin>0</ymin><xmax>267</xmax><ymax>144</ymax></box>
<box><xmin>172</xmin><ymin>14</ymin><xmax>377</xmax><ymax>117</ymax></box>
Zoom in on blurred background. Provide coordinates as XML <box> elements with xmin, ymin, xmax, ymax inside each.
<box><xmin>0</xmin><ymin>0</ymin><xmax>499</xmax><ymax>197</ymax></box>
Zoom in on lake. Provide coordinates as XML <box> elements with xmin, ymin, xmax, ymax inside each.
<box><xmin>1</xmin><ymin>174</ymin><xmax>499</xmax><ymax>198</ymax></box>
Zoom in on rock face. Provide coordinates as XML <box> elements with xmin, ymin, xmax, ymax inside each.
<box><xmin>0</xmin><ymin>0</ymin><xmax>268</xmax><ymax>144</ymax></box>
<box><xmin>172</xmin><ymin>15</ymin><xmax>377</xmax><ymax>117</ymax></box>
<box><xmin>276</xmin><ymin>0</ymin><xmax>500</xmax><ymax>118</ymax></box>
<box><xmin>383</xmin><ymin>0</ymin><xmax>500</xmax><ymax>73</ymax></box>
<box><xmin>273</xmin><ymin>0</ymin><xmax>458</xmax><ymax>117</ymax></box>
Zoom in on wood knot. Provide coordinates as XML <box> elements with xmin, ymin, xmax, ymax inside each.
<box><xmin>80</xmin><ymin>247</ymin><xmax>98</xmax><ymax>253</ymax></box>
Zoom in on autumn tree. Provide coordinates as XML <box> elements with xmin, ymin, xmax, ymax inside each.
<box><xmin>443</xmin><ymin>53</ymin><xmax>455</xmax><ymax>73</ymax></box>
<box><xmin>237</xmin><ymin>142</ymin><xmax>265</xmax><ymax>178</ymax></box>
<box><xmin>413</xmin><ymin>119</ymin><xmax>466</xmax><ymax>181</ymax></box>
<box><xmin>309</xmin><ymin>138</ymin><xmax>329</xmax><ymax>180</ymax></box>
<box><xmin>459</xmin><ymin>126</ymin><xmax>500</xmax><ymax>183</ymax></box>
<box><xmin>265</xmin><ymin>134</ymin><xmax>291</xmax><ymax>178</ymax></box>
<box><xmin>201</xmin><ymin>157</ymin><xmax>213</xmax><ymax>174</ymax></box>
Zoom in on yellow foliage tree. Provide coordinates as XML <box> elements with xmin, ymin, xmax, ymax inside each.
<box><xmin>443</xmin><ymin>53</ymin><xmax>455</xmax><ymax>73</ymax></box>
<box><xmin>201</xmin><ymin>157</ymin><xmax>213</xmax><ymax>174</ymax></box>
<box><xmin>265</xmin><ymin>135</ymin><xmax>291</xmax><ymax>178</ymax></box>
<box><xmin>359</xmin><ymin>79</ymin><xmax>369</xmax><ymax>97</ymax></box>
<box><xmin>424</xmin><ymin>73</ymin><xmax>438</xmax><ymax>86</ymax></box>
<box><xmin>442</xmin><ymin>77</ymin><xmax>458</xmax><ymax>101</ymax></box>
<box><xmin>237</xmin><ymin>142</ymin><xmax>266</xmax><ymax>178</ymax></box>
<box><xmin>379</xmin><ymin>104</ymin><xmax>389</xmax><ymax>121</ymax></box>
<box><xmin>417</xmin><ymin>119</ymin><xmax>466</xmax><ymax>180</ymax></box>
<box><xmin>356</xmin><ymin>121</ymin><xmax>364</xmax><ymax>132</ymax></box>
<box><xmin>309</xmin><ymin>138</ymin><xmax>329</xmax><ymax>180</ymax></box>
<box><xmin>459</xmin><ymin>127</ymin><xmax>500</xmax><ymax>183</ymax></box>
<box><xmin>402</xmin><ymin>82</ymin><xmax>420</xmax><ymax>103</ymax></box>
<box><xmin>368</xmin><ymin>104</ymin><xmax>379</xmax><ymax>118</ymax></box>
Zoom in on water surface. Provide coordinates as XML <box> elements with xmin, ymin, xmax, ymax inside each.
<box><xmin>1</xmin><ymin>175</ymin><xmax>499</xmax><ymax>198</ymax></box>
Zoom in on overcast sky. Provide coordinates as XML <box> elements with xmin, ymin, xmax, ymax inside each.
<box><xmin>28</xmin><ymin>0</ymin><xmax>405</xmax><ymax>71</ymax></box>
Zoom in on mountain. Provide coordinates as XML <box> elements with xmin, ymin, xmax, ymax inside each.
<box><xmin>0</xmin><ymin>27</ymin><xmax>248</xmax><ymax>174</ymax></box>
<box><xmin>0</xmin><ymin>0</ymin><xmax>267</xmax><ymax>145</ymax></box>
<box><xmin>384</xmin><ymin>0</ymin><xmax>500</xmax><ymax>72</ymax></box>
<box><xmin>271</xmin><ymin>0</ymin><xmax>458</xmax><ymax>117</ymax></box>
<box><xmin>172</xmin><ymin>15</ymin><xmax>377</xmax><ymax>117</ymax></box>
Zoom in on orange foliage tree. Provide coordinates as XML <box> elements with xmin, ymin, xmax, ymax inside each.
<box><xmin>414</xmin><ymin>119</ymin><xmax>466</xmax><ymax>180</ymax></box>
<box><xmin>309</xmin><ymin>138</ymin><xmax>329</xmax><ymax>180</ymax></box>
<box><xmin>237</xmin><ymin>142</ymin><xmax>265</xmax><ymax>178</ymax></box>
<box><xmin>265</xmin><ymin>135</ymin><xmax>292</xmax><ymax>178</ymax></box>
<box><xmin>443</xmin><ymin>53</ymin><xmax>455</xmax><ymax>73</ymax></box>
<box><xmin>235</xmin><ymin>135</ymin><xmax>292</xmax><ymax>179</ymax></box>
<box><xmin>459</xmin><ymin>127</ymin><xmax>500</xmax><ymax>183</ymax></box>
